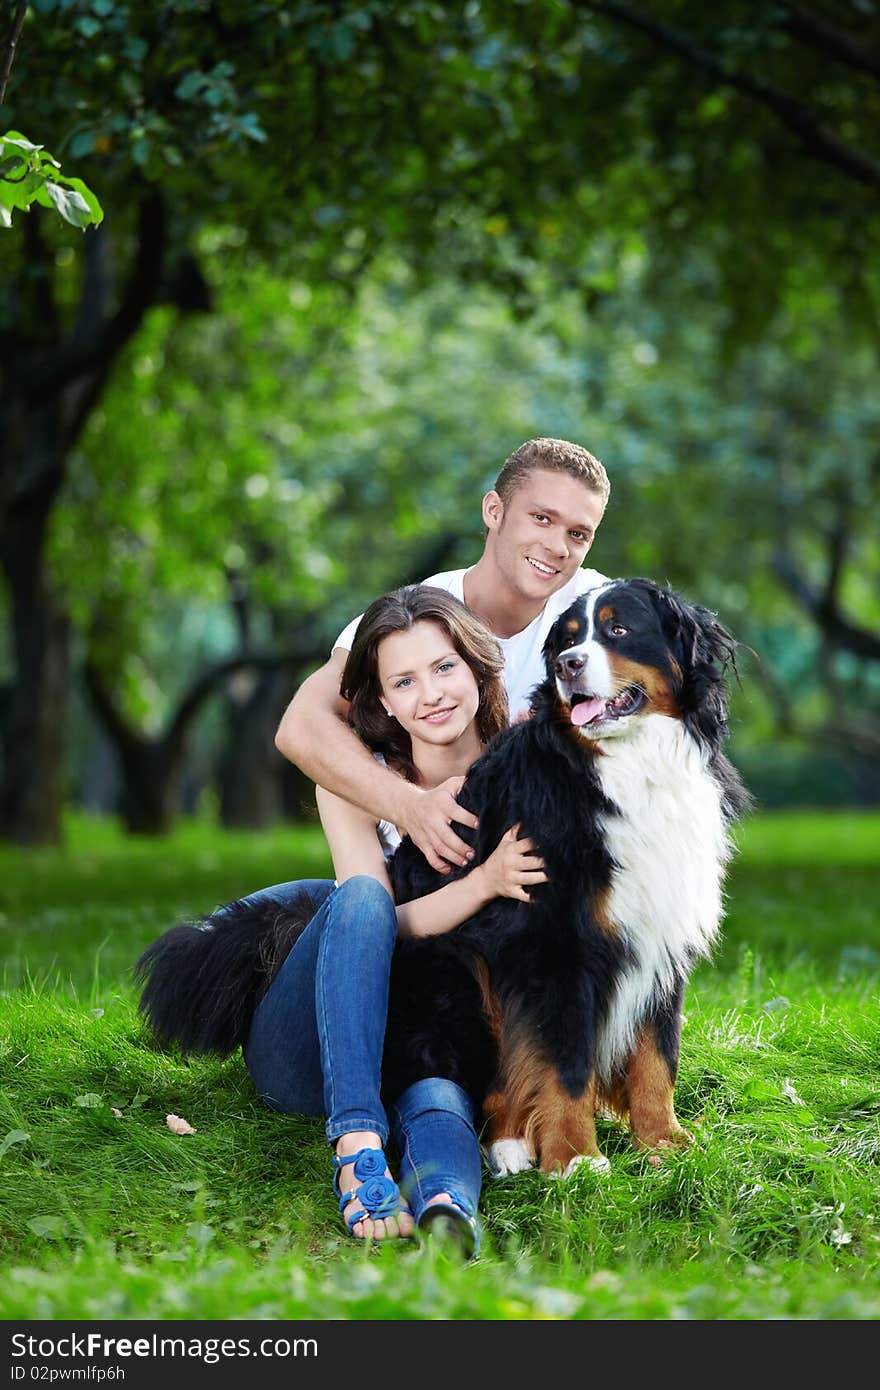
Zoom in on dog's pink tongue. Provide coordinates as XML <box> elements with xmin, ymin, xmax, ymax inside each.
<box><xmin>571</xmin><ymin>697</ymin><xmax>606</xmax><ymax>727</ymax></box>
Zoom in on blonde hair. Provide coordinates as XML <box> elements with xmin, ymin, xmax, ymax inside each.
<box><xmin>494</xmin><ymin>437</ymin><xmax>610</xmax><ymax>509</ymax></box>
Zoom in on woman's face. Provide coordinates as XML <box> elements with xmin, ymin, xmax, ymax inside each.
<box><xmin>376</xmin><ymin>620</ymin><xmax>480</xmax><ymax>748</ymax></box>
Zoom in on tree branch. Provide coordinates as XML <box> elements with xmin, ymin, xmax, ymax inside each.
<box><xmin>164</xmin><ymin>638</ymin><xmax>325</xmax><ymax>750</ymax></box>
<box><xmin>0</xmin><ymin>0</ymin><xmax>28</xmax><ymax>107</ymax></box>
<box><xmin>85</xmin><ymin>640</ymin><xmax>327</xmax><ymax>767</ymax></box>
<box><xmin>36</xmin><ymin>190</ymin><xmax>166</xmax><ymax>407</ymax></box>
<box><xmin>772</xmin><ymin>548</ymin><xmax>880</xmax><ymax>661</ymax></box>
<box><xmin>578</xmin><ymin>0</ymin><xmax>880</xmax><ymax>195</ymax></box>
<box><xmin>60</xmin><ymin>193</ymin><xmax>167</xmax><ymax>449</ymax></box>
<box><xmin>781</xmin><ymin>3</ymin><xmax>880</xmax><ymax>81</ymax></box>
<box><xmin>82</xmin><ymin>659</ymin><xmax>144</xmax><ymax>759</ymax></box>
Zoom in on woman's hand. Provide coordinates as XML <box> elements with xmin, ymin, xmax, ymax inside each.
<box><xmin>475</xmin><ymin>825</ymin><xmax>548</xmax><ymax>904</ymax></box>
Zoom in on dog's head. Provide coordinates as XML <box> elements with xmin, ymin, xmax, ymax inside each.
<box><xmin>540</xmin><ymin>578</ymin><xmax>737</xmax><ymax>753</ymax></box>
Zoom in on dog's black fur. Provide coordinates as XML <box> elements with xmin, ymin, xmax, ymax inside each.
<box><xmin>135</xmin><ymin>889</ymin><xmax>327</xmax><ymax>1056</ymax></box>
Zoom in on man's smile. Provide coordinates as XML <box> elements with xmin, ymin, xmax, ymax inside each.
<box><xmin>526</xmin><ymin>556</ymin><xmax>559</xmax><ymax>577</ymax></box>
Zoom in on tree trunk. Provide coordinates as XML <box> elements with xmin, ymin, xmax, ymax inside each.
<box><xmin>217</xmin><ymin>665</ymin><xmax>321</xmax><ymax>826</ymax></box>
<box><xmin>0</xmin><ymin>417</ymin><xmax>69</xmax><ymax>844</ymax></box>
<box><xmin>116</xmin><ymin>739</ymin><xmax>183</xmax><ymax>836</ymax></box>
<box><xmin>0</xmin><ymin>193</ymin><xmax>168</xmax><ymax>844</ymax></box>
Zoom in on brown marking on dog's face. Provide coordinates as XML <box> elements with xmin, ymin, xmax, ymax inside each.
<box><xmin>606</xmin><ymin>652</ymin><xmax>680</xmax><ymax>719</ymax></box>
<box><xmin>621</xmin><ymin>1028</ymin><xmax>690</xmax><ymax>1152</ymax></box>
<box><xmin>566</xmin><ymin>616</ymin><xmax>580</xmax><ymax>634</ymax></box>
<box><xmin>597</xmin><ymin>604</ymin><xmax>615</xmax><ymax>624</ymax></box>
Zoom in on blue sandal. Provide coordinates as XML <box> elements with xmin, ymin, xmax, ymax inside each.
<box><xmin>333</xmin><ymin>1147</ymin><xmax>411</xmax><ymax>1238</ymax></box>
<box><xmin>416</xmin><ymin>1189</ymin><xmax>481</xmax><ymax>1260</ymax></box>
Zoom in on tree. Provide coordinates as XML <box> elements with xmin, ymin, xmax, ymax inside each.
<box><xmin>3</xmin><ymin>0</ymin><xmax>878</xmax><ymax>839</ymax></box>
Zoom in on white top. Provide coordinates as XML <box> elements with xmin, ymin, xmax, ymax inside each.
<box><xmin>333</xmin><ymin>565</ymin><xmax>609</xmax><ymax>719</ymax></box>
<box><xmin>371</xmin><ymin>752</ymin><xmax>402</xmax><ymax>860</ymax></box>
<box><xmin>376</xmin><ymin>816</ymin><xmax>402</xmax><ymax>861</ymax></box>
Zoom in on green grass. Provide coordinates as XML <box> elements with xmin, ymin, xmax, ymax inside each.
<box><xmin>0</xmin><ymin>811</ymin><xmax>878</xmax><ymax>1320</ymax></box>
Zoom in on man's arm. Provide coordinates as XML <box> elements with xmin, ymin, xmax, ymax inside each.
<box><xmin>274</xmin><ymin>649</ymin><xmax>477</xmax><ymax>873</ymax></box>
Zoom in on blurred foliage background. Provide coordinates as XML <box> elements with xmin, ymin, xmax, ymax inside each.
<box><xmin>1</xmin><ymin>0</ymin><xmax>878</xmax><ymax>844</ymax></box>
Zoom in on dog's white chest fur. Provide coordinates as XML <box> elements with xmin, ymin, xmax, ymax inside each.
<box><xmin>593</xmin><ymin>713</ymin><xmax>729</xmax><ymax>1077</ymax></box>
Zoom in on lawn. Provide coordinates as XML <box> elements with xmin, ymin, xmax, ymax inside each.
<box><xmin>0</xmin><ymin>811</ymin><xmax>877</xmax><ymax>1320</ymax></box>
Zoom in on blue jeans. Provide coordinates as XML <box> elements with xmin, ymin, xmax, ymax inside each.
<box><xmin>240</xmin><ymin>875</ymin><xmax>483</xmax><ymax>1223</ymax></box>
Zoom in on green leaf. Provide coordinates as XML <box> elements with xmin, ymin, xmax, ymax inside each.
<box><xmin>54</xmin><ymin>175</ymin><xmax>104</xmax><ymax>226</ymax></box>
<box><xmin>0</xmin><ymin>131</ymin><xmax>42</xmax><ymax>155</ymax></box>
<box><xmin>2</xmin><ymin>171</ymin><xmax>43</xmax><ymax>212</ymax></box>
<box><xmin>0</xmin><ymin>1129</ymin><xmax>30</xmax><ymax>1158</ymax></box>
<box><xmin>27</xmin><ymin>1215</ymin><xmax>66</xmax><ymax>1240</ymax></box>
<box><xmin>742</xmin><ymin>1078</ymin><xmax>779</xmax><ymax>1102</ymax></box>
<box><xmin>186</xmin><ymin>1222</ymin><xmax>214</xmax><ymax>1249</ymax></box>
<box><xmin>74</xmin><ymin>1093</ymin><xmax>102</xmax><ymax>1108</ymax></box>
<box><xmin>789</xmin><ymin>1107</ymin><xmax>816</xmax><ymax>1127</ymax></box>
<box><xmin>43</xmin><ymin>182</ymin><xmax>95</xmax><ymax>229</ymax></box>
<box><xmin>175</xmin><ymin>72</ymin><xmax>207</xmax><ymax>101</ymax></box>
<box><xmin>239</xmin><ymin>112</ymin><xmax>267</xmax><ymax>144</ymax></box>
<box><xmin>68</xmin><ymin>130</ymin><xmax>96</xmax><ymax>159</ymax></box>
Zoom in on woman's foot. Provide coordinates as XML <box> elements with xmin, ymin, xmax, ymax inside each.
<box><xmin>334</xmin><ymin>1131</ymin><xmax>414</xmax><ymax>1241</ymax></box>
<box><xmin>417</xmin><ymin>1191</ymin><xmax>480</xmax><ymax>1259</ymax></box>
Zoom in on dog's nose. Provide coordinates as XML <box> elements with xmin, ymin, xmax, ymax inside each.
<box><xmin>556</xmin><ymin>651</ymin><xmax>585</xmax><ymax>678</ymax></box>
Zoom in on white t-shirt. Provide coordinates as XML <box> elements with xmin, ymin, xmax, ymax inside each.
<box><xmin>333</xmin><ymin>565</ymin><xmax>609</xmax><ymax>719</ymax></box>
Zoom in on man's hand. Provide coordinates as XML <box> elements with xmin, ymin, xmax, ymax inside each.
<box><xmin>399</xmin><ymin>776</ymin><xmax>479</xmax><ymax>873</ymax></box>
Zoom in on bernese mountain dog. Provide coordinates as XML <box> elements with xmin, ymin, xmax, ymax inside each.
<box><xmin>135</xmin><ymin>578</ymin><xmax>749</xmax><ymax>1178</ymax></box>
<box><xmin>380</xmin><ymin>578</ymin><xmax>751</xmax><ymax>1175</ymax></box>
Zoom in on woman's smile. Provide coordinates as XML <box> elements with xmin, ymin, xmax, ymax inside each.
<box><xmin>420</xmin><ymin>706</ymin><xmax>456</xmax><ymax>723</ymax></box>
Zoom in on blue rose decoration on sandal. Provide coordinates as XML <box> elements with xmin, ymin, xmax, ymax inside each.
<box><xmin>352</xmin><ymin>1150</ymin><xmax>385</xmax><ymax>1181</ymax></box>
<box><xmin>356</xmin><ymin>1174</ymin><xmax>400</xmax><ymax>1217</ymax></box>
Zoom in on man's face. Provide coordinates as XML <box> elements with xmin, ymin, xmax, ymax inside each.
<box><xmin>483</xmin><ymin>469</ymin><xmax>605</xmax><ymax>604</ymax></box>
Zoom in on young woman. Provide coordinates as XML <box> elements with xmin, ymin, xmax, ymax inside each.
<box><xmin>137</xmin><ymin>586</ymin><xmax>546</xmax><ymax>1256</ymax></box>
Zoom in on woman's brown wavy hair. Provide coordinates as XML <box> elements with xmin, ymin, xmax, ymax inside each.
<box><xmin>341</xmin><ymin>585</ymin><xmax>508</xmax><ymax>784</ymax></box>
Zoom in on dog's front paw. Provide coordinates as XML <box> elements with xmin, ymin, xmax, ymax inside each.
<box><xmin>559</xmin><ymin>1152</ymin><xmax>611</xmax><ymax>1179</ymax></box>
<box><xmin>635</xmin><ymin>1128</ymin><xmax>693</xmax><ymax>1166</ymax></box>
<box><xmin>486</xmin><ymin>1137</ymin><xmax>535</xmax><ymax>1177</ymax></box>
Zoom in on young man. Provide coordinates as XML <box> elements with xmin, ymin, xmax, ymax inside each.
<box><xmin>275</xmin><ymin>437</ymin><xmax>610</xmax><ymax>873</ymax></box>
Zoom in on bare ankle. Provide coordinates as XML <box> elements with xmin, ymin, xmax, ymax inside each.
<box><xmin>335</xmin><ymin>1130</ymin><xmax>383</xmax><ymax>1157</ymax></box>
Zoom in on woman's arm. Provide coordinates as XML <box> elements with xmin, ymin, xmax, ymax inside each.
<box><xmin>317</xmin><ymin>791</ymin><xmax>547</xmax><ymax>942</ymax></box>
<box><xmin>316</xmin><ymin>785</ymin><xmax>395</xmax><ymax>897</ymax></box>
<box><xmin>394</xmin><ymin>826</ymin><xmax>547</xmax><ymax>939</ymax></box>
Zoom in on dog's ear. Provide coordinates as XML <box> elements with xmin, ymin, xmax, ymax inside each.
<box><xmin>542</xmin><ymin>617</ymin><xmax>562</xmax><ymax>680</ymax></box>
<box><xmin>652</xmin><ymin>585</ymin><xmax>738</xmax><ymax>752</ymax></box>
<box><xmin>542</xmin><ymin>598</ymin><xmax>587</xmax><ymax>680</ymax></box>
<box><xmin>654</xmin><ymin>587</ymin><xmax>737</xmax><ymax>677</ymax></box>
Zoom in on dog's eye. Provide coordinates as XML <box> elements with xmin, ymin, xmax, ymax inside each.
<box><xmin>609</xmin><ymin>624</ymin><xmax>628</xmax><ymax>638</ymax></box>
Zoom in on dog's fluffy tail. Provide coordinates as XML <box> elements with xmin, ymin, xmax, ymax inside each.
<box><xmin>134</xmin><ymin>893</ymin><xmax>320</xmax><ymax>1056</ymax></box>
